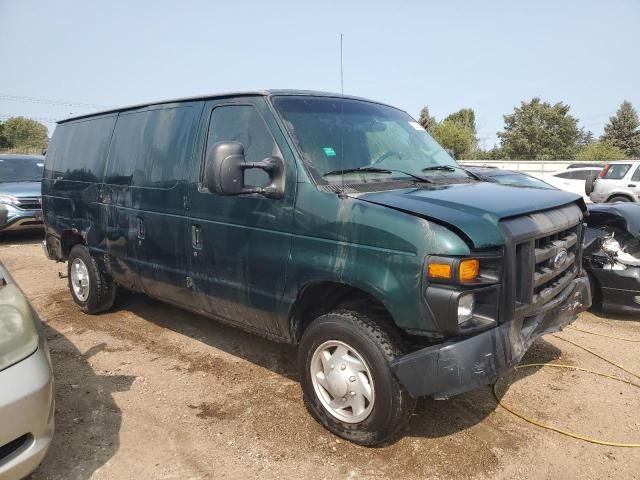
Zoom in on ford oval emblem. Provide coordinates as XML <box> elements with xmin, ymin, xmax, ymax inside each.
<box><xmin>553</xmin><ymin>248</ymin><xmax>568</xmax><ymax>269</ymax></box>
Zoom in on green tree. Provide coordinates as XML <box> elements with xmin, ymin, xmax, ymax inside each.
<box><xmin>601</xmin><ymin>101</ymin><xmax>640</xmax><ymax>157</ymax></box>
<box><xmin>497</xmin><ymin>98</ymin><xmax>581</xmax><ymax>159</ymax></box>
<box><xmin>0</xmin><ymin>121</ymin><xmax>7</xmax><ymax>149</ymax></box>
<box><xmin>577</xmin><ymin>128</ymin><xmax>594</xmax><ymax>148</ymax></box>
<box><xmin>475</xmin><ymin>146</ymin><xmax>505</xmax><ymax>160</ymax></box>
<box><xmin>417</xmin><ymin>106</ymin><xmax>437</xmax><ymax>132</ymax></box>
<box><xmin>431</xmin><ymin>120</ymin><xmax>476</xmax><ymax>159</ymax></box>
<box><xmin>576</xmin><ymin>141</ymin><xmax>628</xmax><ymax>161</ymax></box>
<box><xmin>1</xmin><ymin>116</ymin><xmax>49</xmax><ymax>152</ymax></box>
<box><xmin>444</xmin><ymin>108</ymin><xmax>477</xmax><ymax>135</ymax></box>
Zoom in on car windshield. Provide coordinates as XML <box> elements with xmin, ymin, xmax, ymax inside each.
<box><xmin>0</xmin><ymin>157</ymin><xmax>44</xmax><ymax>182</ymax></box>
<box><xmin>491</xmin><ymin>173</ymin><xmax>556</xmax><ymax>189</ymax></box>
<box><xmin>272</xmin><ymin>96</ymin><xmax>468</xmax><ymax>184</ymax></box>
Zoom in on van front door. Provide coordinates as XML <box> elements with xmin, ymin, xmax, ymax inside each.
<box><xmin>186</xmin><ymin>99</ymin><xmax>296</xmax><ymax>339</ymax></box>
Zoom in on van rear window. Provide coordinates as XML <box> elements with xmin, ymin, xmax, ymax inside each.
<box><xmin>105</xmin><ymin>106</ymin><xmax>197</xmax><ymax>187</ymax></box>
<box><xmin>602</xmin><ymin>164</ymin><xmax>631</xmax><ymax>180</ymax></box>
<box><xmin>46</xmin><ymin>115</ymin><xmax>116</xmax><ymax>182</ymax></box>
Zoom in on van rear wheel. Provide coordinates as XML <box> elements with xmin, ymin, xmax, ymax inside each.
<box><xmin>68</xmin><ymin>245</ymin><xmax>116</xmax><ymax>314</ymax></box>
<box><xmin>298</xmin><ymin>309</ymin><xmax>415</xmax><ymax>446</ymax></box>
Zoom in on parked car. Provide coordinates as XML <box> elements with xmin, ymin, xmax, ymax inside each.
<box><xmin>543</xmin><ymin>167</ymin><xmax>603</xmax><ymax>202</ymax></box>
<box><xmin>462</xmin><ymin>166</ymin><xmax>557</xmax><ymax>190</ymax></box>
<box><xmin>0</xmin><ymin>262</ymin><xmax>54</xmax><ymax>478</ymax></box>
<box><xmin>566</xmin><ymin>162</ymin><xmax>605</xmax><ymax>169</ymax></box>
<box><xmin>0</xmin><ymin>154</ymin><xmax>45</xmax><ymax>233</ymax></box>
<box><xmin>584</xmin><ymin>203</ymin><xmax>640</xmax><ymax>313</ymax></box>
<box><xmin>42</xmin><ymin>90</ymin><xmax>590</xmax><ymax>445</ymax></box>
<box><xmin>587</xmin><ymin>160</ymin><xmax>640</xmax><ymax>203</ymax></box>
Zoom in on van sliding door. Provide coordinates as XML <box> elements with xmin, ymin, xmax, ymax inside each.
<box><xmin>103</xmin><ymin>102</ymin><xmax>201</xmax><ymax>303</ymax></box>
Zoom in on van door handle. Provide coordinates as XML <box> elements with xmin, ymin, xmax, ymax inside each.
<box><xmin>136</xmin><ymin>216</ymin><xmax>145</xmax><ymax>239</ymax></box>
<box><xmin>192</xmin><ymin>225</ymin><xmax>202</xmax><ymax>250</ymax></box>
<box><xmin>628</xmin><ymin>184</ymin><xmax>636</xmax><ymax>187</ymax></box>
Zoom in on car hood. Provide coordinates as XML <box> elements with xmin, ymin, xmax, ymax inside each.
<box><xmin>0</xmin><ymin>181</ymin><xmax>41</xmax><ymax>198</ymax></box>
<box><xmin>356</xmin><ymin>182</ymin><xmax>583</xmax><ymax>248</ymax></box>
<box><xmin>587</xmin><ymin>203</ymin><xmax>640</xmax><ymax>240</ymax></box>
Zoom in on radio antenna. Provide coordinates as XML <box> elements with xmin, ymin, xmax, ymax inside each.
<box><xmin>340</xmin><ymin>33</ymin><xmax>344</xmax><ymax>95</ymax></box>
<box><xmin>338</xmin><ymin>33</ymin><xmax>347</xmax><ymax>198</ymax></box>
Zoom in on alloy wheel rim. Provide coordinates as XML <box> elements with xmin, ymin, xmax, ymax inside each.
<box><xmin>310</xmin><ymin>340</ymin><xmax>375</xmax><ymax>424</ymax></box>
<box><xmin>71</xmin><ymin>258</ymin><xmax>90</xmax><ymax>302</ymax></box>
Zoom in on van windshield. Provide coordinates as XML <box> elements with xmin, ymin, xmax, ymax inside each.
<box><xmin>272</xmin><ymin>96</ymin><xmax>468</xmax><ymax>184</ymax></box>
<box><xmin>0</xmin><ymin>157</ymin><xmax>44</xmax><ymax>182</ymax></box>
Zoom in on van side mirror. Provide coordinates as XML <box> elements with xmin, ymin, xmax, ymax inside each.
<box><xmin>205</xmin><ymin>141</ymin><xmax>285</xmax><ymax>199</ymax></box>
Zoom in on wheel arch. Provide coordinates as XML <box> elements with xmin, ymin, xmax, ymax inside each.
<box><xmin>61</xmin><ymin>229</ymin><xmax>87</xmax><ymax>259</ymax></box>
<box><xmin>289</xmin><ymin>280</ymin><xmax>401</xmax><ymax>345</ymax></box>
<box><xmin>606</xmin><ymin>192</ymin><xmax>635</xmax><ymax>202</ymax></box>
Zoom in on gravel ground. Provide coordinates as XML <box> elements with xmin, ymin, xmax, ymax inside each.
<box><xmin>1</xmin><ymin>233</ymin><xmax>639</xmax><ymax>480</ymax></box>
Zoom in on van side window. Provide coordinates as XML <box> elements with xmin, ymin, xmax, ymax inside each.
<box><xmin>45</xmin><ymin>115</ymin><xmax>116</xmax><ymax>182</ymax></box>
<box><xmin>632</xmin><ymin>166</ymin><xmax>640</xmax><ymax>182</ymax></box>
<box><xmin>106</xmin><ymin>106</ymin><xmax>196</xmax><ymax>187</ymax></box>
<box><xmin>205</xmin><ymin>105</ymin><xmax>274</xmax><ymax>187</ymax></box>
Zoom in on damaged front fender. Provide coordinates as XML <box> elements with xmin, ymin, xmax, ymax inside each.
<box><xmin>584</xmin><ymin>203</ymin><xmax>640</xmax><ymax>313</ymax></box>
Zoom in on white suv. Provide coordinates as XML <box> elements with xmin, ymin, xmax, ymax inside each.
<box><xmin>588</xmin><ymin>160</ymin><xmax>640</xmax><ymax>203</ymax></box>
<box><xmin>543</xmin><ymin>167</ymin><xmax>602</xmax><ymax>202</ymax></box>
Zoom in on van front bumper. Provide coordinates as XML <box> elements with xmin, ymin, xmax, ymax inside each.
<box><xmin>0</xmin><ymin>340</ymin><xmax>54</xmax><ymax>479</ymax></box>
<box><xmin>391</xmin><ymin>274</ymin><xmax>591</xmax><ymax>398</ymax></box>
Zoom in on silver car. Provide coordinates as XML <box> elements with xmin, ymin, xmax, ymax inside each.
<box><xmin>589</xmin><ymin>160</ymin><xmax>640</xmax><ymax>203</ymax></box>
<box><xmin>0</xmin><ymin>263</ymin><xmax>54</xmax><ymax>479</ymax></box>
<box><xmin>0</xmin><ymin>155</ymin><xmax>45</xmax><ymax>233</ymax></box>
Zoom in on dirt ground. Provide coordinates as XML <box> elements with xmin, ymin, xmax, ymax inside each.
<box><xmin>2</xmin><ymin>233</ymin><xmax>640</xmax><ymax>480</ymax></box>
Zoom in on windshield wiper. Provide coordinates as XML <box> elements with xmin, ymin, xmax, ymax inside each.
<box><xmin>421</xmin><ymin>165</ymin><xmax>458</xmax><ymax>172</ymax></box>
<box><xmin>323</xmin><ymin>166</ymin><xmax>432</xmax><ymax>183</ymax></box>
<box><xmin>323</xmin><ymin>167</ymin><xmax>392</xmax><ymax>176</ymax></box>
<box><xmin>458</xmin><ymin>167</ymin><xmax>486</xmax><ymax>182</ymax></box>
<box><xmin>422</xmin><ymin>164</ymin><xmax>485</xmax><ymax>182</ymax></box>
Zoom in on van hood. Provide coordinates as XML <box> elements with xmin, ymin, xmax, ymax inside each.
<box><xmin>357</xmin><ymin>182</ymin><xmax>582</xmax><ymax>248</ymax></box>
<box><xmin>0</xmin><ymin>181</ymin><xmax>41</xmax><ymax>199</ymax></box>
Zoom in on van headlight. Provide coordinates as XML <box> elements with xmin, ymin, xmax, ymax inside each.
<box><xmin>457</xmin><ymin>293</ymin><xmax>475</xmax><ymax>324</ymax></box>
<box><xmin>0</xmin><ymin>285</ymin><xmax>39</xmax><ymax>371</ymax></box>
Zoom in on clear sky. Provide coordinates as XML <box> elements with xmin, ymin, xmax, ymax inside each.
<box><xmin>1</xmin><ymin>0</ymin><xmax>638</xmax><ymax>148</ymax></box>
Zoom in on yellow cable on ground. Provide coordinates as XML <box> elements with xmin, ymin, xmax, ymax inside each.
<box><xmin>567</xmin><ymin>325</ymin><xmax>640</xmax><ymax>343</ymax></box>
<box><xmin>493</xmin><ymin>363</ymin><xmax>640</xmax><ymax>447</ymax></box>
<box><xmin>551</xmin><ymin>334</ymin><xmax>640</xmax><ymax>379</ymax></box>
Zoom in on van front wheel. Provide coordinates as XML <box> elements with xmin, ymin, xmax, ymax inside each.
<box><xmin>298</xmin><ymin>309</ymin><xmax>415</xmax><ymax>446</ymax></box>
<box><xmin>68</xmin><ymin>245</ymin><xmax>116</xmax><ymax>314</ymax></box>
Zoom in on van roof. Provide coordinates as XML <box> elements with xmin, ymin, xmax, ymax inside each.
<box><xmin>57</xmin><ymin>89</ymin><xmax>397</xmax><ymax>124</ymax></box>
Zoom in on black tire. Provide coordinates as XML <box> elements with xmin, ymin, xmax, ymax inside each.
<box><xmin>67</xmin><ymin>244</ymin><xmax>116</xmax><ymax>314</ymax></box>
<box><xmin>608</xmin><ymin>195</ymin><xmax>632</xmax><ymax>203</ymax></box>
<box><xmin>298</xmin><ymin>309</ymin><xmax>416</xmax><ymax>446</ymax></box>
<box><xmin>585</xmin><ymin>173</ymin><xmax>597</xmax><ymax>196</ymax></box>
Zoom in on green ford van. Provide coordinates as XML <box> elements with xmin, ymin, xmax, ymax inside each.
<box><xmin>42</xmin><ymin>90</ymin><xmax>590</xmax><ymax>445</ymax></box>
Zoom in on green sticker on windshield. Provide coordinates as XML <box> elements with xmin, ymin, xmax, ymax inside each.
<box><xmin>323</xmin><ymin>147</ymin><xmax>336</xmax><ymax>157</ymax></box>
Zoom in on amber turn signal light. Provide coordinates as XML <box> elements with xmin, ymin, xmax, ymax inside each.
<box><xmin>459</xmin><ymin>259</ymin><xmax>480</xmax><ymax>282</ymax></box>
<box><xmin>427</xmin><ymin>263</ymin><xmax>452</xmax><ymax>280</ymax></box>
